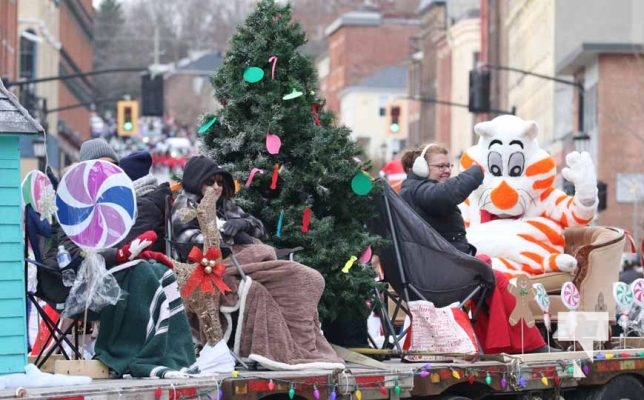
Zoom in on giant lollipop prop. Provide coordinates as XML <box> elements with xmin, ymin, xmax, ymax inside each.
<box><xmin>55</xmin><ymin>160</ymin><xmax>136</xmax><ymax>317</ymax></box>
<box><xmin>613</xmin><ymin>282</ymin><xmax>634</xmax><ymax>333</ymax></box>
<box><xmin>22</xmin><ymin>170</ymin><xmax>57</xmax><ymax>223</ymax></box>
<box><xmin>533</xmin><ymin>283</ymin><xmax>551</xmax><ymax>331</ymax></box>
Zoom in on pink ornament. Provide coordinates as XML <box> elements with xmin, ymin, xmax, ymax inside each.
<box><xmin>358</xmin><ymin>246</ymin><xmax>372</xmax><ymax>264</ymax></box>
<box><xmin>55</xmin><ymin>160</ymin><xmax>136</xmax><ymax>251</ymax></box>
<box><xmin>266</xmin><ymin>132</ymin><xmax>282</xmax><ymax>155</ymax></box>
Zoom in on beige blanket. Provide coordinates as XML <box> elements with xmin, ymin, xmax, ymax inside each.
<box><xmin>220</xmin><ymin>243</ymin><xmax>345</xmax><ymax>370</ymax></box>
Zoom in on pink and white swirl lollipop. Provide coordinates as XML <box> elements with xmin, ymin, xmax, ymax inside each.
<box><xmin>55</xmin><ymin>160</ymin><xmax>136</xmax><ymax>251</ymax></box>
<box><xmin>21</xmin><ymin>170</ymin><xmax>56</xmax><ymax>222</ymax></box>
<box><xmin>561</xmin><ymin>282</ymin><xmax>580</xmax><ymax>311</ymax></box>
<box><xmin>631</xmin><ymin>278</ymin><xmax>644</xmax><ymax>307</ymax></box>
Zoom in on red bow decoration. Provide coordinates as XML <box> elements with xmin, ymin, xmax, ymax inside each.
<box><xmin>181</xmin><ymin>246</ymin><xmax>231</xmax><ymax>297</ymax></box>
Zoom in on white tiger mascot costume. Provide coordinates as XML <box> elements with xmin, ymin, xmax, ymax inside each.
<box><xmin>459</xmin><ymin>115</ymin><xmax>598</xmax><ymax>278</ymax></box>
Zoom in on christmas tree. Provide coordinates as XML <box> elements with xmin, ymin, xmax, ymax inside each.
<box><xmin>199</xmin><ymin>0</ymin><xmax>383</xmax><ymax>328</ymax></box>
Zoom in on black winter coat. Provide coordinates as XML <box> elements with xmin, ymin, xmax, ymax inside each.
<box><xmin>400</xmin><ymin>165</ymin><xmax>483</xmax><ymax>253</ymax></box>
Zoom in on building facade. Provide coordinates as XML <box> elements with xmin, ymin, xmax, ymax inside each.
<box><xmin>321</xmin><ymin>6</ymin><xmax>419</xmax><ymax>118</ymax></box>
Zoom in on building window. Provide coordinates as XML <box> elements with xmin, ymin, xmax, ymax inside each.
<box><xmin>379</xmin><ymin>107</ymin><xmax>386</xmax><ymax>117</ymax></box>
<box><xmin>583</xmin><ymin>84</ymin><xmax>597</xmax><ymax>132</ymax></box>
<box><xmin>20</xmin><ymin>29</ymin><xmax>38</xmax><ymax>80</ymax></box>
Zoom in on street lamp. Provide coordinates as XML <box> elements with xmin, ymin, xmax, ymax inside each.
<box><xmin>32</xmin><ymin>137</ymin><xmax>46</xmax><ymax>171</ymax></box>
<box><xmin>572</xmin><ymin>132</ymin><xmax>590</xmax><ymax>153</ymax></box>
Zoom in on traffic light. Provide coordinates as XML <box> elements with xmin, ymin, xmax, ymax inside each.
<box><xmin>468</xmin><ymin>69</ymin><xmax>491</xmax><ymax>113</ymax></box>
<box><xmin>141</xmin><ymin>73</ymin><xmax>164</xmax><ymax>116</ymax></box>
<box><xmin>117</xmin><ymin>100</ymin><xmax>139</xmax><ymax>136</ymax></box>
<box><xmin>389</xmin><ymin>106</ymin><xmax>401</xmax><ymax>133</ymax></box>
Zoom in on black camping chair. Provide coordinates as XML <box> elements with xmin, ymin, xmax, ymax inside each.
<box><xmin>369</xmin><ymin>179</ymin><xmax>496</xmax><ymax>352</ymax></box>
<box><xmin>24</xmin><ymin>204</ymin><xmax>86</xmax><ymax>368</ymax></box>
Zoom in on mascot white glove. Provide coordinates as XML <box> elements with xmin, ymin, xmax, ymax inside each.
<box><xmin>561</xmin><ymin>151</ymin><xmax>598</xmax><ymax>207</ymax></box>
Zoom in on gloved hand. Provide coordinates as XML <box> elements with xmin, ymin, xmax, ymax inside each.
<box><xmin>561</xmin><ymin>151</ymin><xmax>598</xmax><ymax>207</ymax></box>
<box><xmin>46</xmin><ymin>166</ymin><xmax>59</xmax><ymax>190</ymax></box>
<box><xmin>222</xmin><ymin>219</ymin><xmax>250</xmax><ymax>237</ymax></box>
<box><xmin>138</xmin><ymin>250</ymin><xmax>174</xmax><ymax>269</ymax></box>
<box><xmin>116</xmin><ymin>230</ymin><xmax>157</xmax><ymax>263</ymax></box>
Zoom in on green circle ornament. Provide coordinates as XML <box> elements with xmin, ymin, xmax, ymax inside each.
<box><xmin>243</xmin><ymin>67</ymin><xmax>265</xmax><ymax>83</ymax></box>
<box><xmin>351</xmin><ymin>172</ymin><xmax>373</xmax><ymax>195</ymax></box>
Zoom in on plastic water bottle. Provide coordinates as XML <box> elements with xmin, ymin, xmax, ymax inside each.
<box><xmin>57</xmin><ymin>245</ymin><xmax>76</xmax><ymax>287</ymax></box>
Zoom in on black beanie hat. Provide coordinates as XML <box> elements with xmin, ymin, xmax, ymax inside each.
<box><xmin>182</xmin><ymin>155</ymin><xmax>234</xmax><ymax>197</ymax></box>
<box><xmin>120</xmin><ymin>151</ymin><xmax>152</xmax><ymax>181</ymax></box>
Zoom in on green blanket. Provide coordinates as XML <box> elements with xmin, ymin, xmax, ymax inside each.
<box><xmin>94</xmin><ymin>260</ymin><xmax>196</xmax><ymax>377</ymax></box>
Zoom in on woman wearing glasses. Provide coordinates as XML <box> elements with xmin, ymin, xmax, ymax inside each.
<box><xmin>399</xmin><ymin>143</ymin><xmax>551</xmax><ymax>354</ymax></box>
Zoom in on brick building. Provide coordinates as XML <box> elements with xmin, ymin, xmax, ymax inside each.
<box><xmin>0</xmin><ymin>0</ymin><xmax>18</xmax><ymax>83</ymax></box>
<box><xmin>320</xmin><ymin>5</ymin><xmax>419</xmax><ymax>118</ymax></box>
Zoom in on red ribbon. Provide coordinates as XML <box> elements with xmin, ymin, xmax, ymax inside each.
<box><xmin>270</xmin><ymin>164</ymin><xmax>279</xmax><ymax>190</ymax></box>
<box><xmin>302</xmin><ymin>207</ymin><xmax>311</xmax><ymax>233</ymax></box>
<box><xmin>311</xmin><ymin>103</ymin><xmax>321</xmax><ymax>126</ymax></box>
<box><xmin>181</xmin><ymin>246</ymin><xmax>231</xmax><ymax>297</ymax></box>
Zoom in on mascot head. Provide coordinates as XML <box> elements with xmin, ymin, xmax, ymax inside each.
<box><xmin>461</xmin><ymin>115</ymin><xmax>555</xmax><ymax>218</ymax></box>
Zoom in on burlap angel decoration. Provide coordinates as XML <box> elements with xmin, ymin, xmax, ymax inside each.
<box><xmin>172</xmin><ymin>187</ymin><xmax>231</xmax><ymax>345</ymax></box>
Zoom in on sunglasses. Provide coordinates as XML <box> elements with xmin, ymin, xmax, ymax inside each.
<box><xmin>204</xmin><ymin>175</ymin><xmax>225</xmax><ymax>186</ymax></box>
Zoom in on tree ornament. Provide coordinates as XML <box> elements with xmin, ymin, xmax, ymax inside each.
<box><xmin>288</xmin><ymin>385</ymin><xmax>295</xmax><ymax>400</ymax></box>
<box><xmin>485</xmin><ymin>373</ymin><xmax>492</xmax><ymax>385</ymax></box>
<box><xmin>283</xmin><ymin>88</ymin><xmax>303</xmax><ymax>100</ymax></box>
<box><xmin>268</xmin><ymin>56</ymin><xmax>278</xmax><ymax>79</ymax></box>
<box><xmin>198</xmin><ymin>117</ymin><xmax>217</xmax><ymax>135</ymax></box>
<box><xmin>270</xmin><ymin>164</ymin><xmax>279</xmax><ymax>190</ymax></box>
<box><xmin>266</xmin><ymin>132</ymin><xmax>282</xmax><ymax>154</ymax></box>
<box><xmin>312</xmin><ymin>384</ymin><xmax>320</xmax><ymax>400</ymax></box>
<box><xmin>351</xmin><ymin>172</ymin><xmax>372</xmax><ymax>195</ymax></box>
<box><xmin>243</xmin><ymin>67</ymin><xmax>264</xmax><ymax>83</ymax></box>
<box><xmin>355</xmin><ymin>389</ymin><xmax>362</xmax><ymax>400</ymax></box>
<box><xmin>301</xmin><ymin>207</ymin><xmax>312</xmax><ymax>233</ymax></box>
<box><xmin>268</xmin><ymin>379</ymin><xmax>275</xmax><ymax>391</ymax></box>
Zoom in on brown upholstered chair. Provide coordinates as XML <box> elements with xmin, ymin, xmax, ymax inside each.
<box><xmin>529</xmin><ymin>226</ymin><xmax>626</xmax><ymax>323</ymax></box>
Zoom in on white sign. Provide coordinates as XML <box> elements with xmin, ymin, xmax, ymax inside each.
<box><xmin>616</xmin><ymin>173</ymin><xmax>644</xmax><ymax>203</ymax></box>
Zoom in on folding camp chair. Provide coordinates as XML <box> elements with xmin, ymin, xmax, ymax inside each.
<box><xmin>369</xmin><ymin>180</ymin><xmax>496</xmax><ymax>353</ymax></box>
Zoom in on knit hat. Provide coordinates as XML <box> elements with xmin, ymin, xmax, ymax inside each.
<box><xmin>182</xmin><ymin>155</ymin><xmax>234</xmax><ymax>197</ymax></box>
<box><xmin>120</xmin><ymin>151</ymin><xmax>152</xmax><ymax>181</ymax></box>
<box><xmin>79</xmin><ymin>138</ymin><xmax>119</xmax><ymax>162</ymax></box>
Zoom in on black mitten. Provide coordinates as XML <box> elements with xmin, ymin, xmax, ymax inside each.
<box><xmin>222</xmin><ymin>219</ymin><xmax>250</xmax><ymax>237</ymax></box>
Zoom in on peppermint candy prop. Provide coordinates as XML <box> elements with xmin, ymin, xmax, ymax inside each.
<box><xmin>630</xmin><ymin>278</ymin><xmax>644</xmax><ymax>307</ymax></box>
<box><xmin>55</xmin><ymin>160</ymin><xmax>136</xmax><ymax>317</ymax></box>
<box><xmin>561</xmin><ymin>281</ymin><xmax>580</xmax><ymax>311</ymax></box>
<box><xmin>613</xmin><ymin>282</ymin><xmax>635</xmax><ymax>331</ymax></box>
<box><xmin>532</xmin><ymin>283</ymin><xmax>551</xmax><ymax>331</ymax></box>
<box><xmin>22</xmin><ymin>170</ymin><xmax>57</xmax><ymax>223</ymax></box>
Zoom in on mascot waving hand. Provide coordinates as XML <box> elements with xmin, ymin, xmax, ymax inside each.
<box><xmin>459</xmin><ymin>115</ymin><xmax>598</xmax><ymax>279</ymax></box>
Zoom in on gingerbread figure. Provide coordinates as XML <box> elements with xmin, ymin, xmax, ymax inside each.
<box><xmin>508</xmin><ymin>274</ymin><xmax>536</xmax><ymax>328</ymax></box>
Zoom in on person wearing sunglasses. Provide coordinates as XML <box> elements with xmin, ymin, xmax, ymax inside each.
<box><xmin>171</xmin><ymin>155</ymin><xmax>266</xmax><ymax>262</ymax></box>
<box><xmin>399</xmin><ymin>143</ymin><xmax>552</xmax><ymax>354</ymax></box>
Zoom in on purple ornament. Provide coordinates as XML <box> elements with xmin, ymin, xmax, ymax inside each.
<box><xmin>419</xmin><ymin>370</ymin><xmax>430</xmax><ymax>377</ymax></box>
<box><xmin>518</xmin><ymin>376</ymin><xmax>527</xmax><ymax>388</ymax></box>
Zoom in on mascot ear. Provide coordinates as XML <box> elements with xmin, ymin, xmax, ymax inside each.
<box><xmin>474</xmin><ymin>120</ymin><xmax>493</xmax><ymax>138</ymax></box>
<box><xmin>522</xmin><ymin>120</ymin><xmax>539</xmax><ymax>140</ymax></box>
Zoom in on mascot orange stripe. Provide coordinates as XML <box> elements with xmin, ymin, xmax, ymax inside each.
<box><xmin>518</xmin><ymin>233</ymin><xmax>560</xmax><ymax>254</ymax></box>
<box><xmin>499</xmin><ymin>257</ymin><xmax>517</xmax><ymax>271</ymax></box>
<box><xmin>539</xmin><ymin>187</ymin><xmax>555</xmax><ymax>201</ymax></box>
<box><xmin>555</xmin><ymin>194</ymin><xmax>568</xmax><ymax>205</ymax></box>
<box><xmin>526</xmin><ymin>220</ymin><xmax>565</xmax><ymax>246</ymax></box>
<box><xmin>526</xmin><ymin>158</ymin><xmax>555</xmax><ymax>177</ymax></box>
<box><xmin>533</xmin><ymin>176</ymin><xmax>555</xmax><ymax>190</ymax></box>
<box><xmin>572</xmin><ymin>211</ymin><xmax>593</xmax><ymax>225</ymax></box>
<box><xmin>519</xmin><ymin>252</ymin><xmax>546</xmax><ymax>273</ymax></box>
<box><xmin>547</xmin><ymin>254</ymin><xmax>561</xmax><ymax>272</ymax></box>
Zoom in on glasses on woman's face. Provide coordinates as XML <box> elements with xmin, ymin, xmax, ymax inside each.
<box><xmin>428</xmin><ymin>163</ymin><xmax>453</xmax><ymax>170</ymax></box>
<box><xmin>204</xmin><ymin>176</ymin><xmax>224</xmax><ymax>186</ymax></box>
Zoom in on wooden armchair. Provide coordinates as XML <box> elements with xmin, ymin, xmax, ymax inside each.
<box><xmin>529</xmin><ymin>226</ymin><xmax>626</xmax><ymax>323</ymax></box>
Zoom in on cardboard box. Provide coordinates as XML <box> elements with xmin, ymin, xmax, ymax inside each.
<box><xmin>54</xmin><ymin>360</ymin><xmax>109</xmax><ymax>378</ymax></box>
